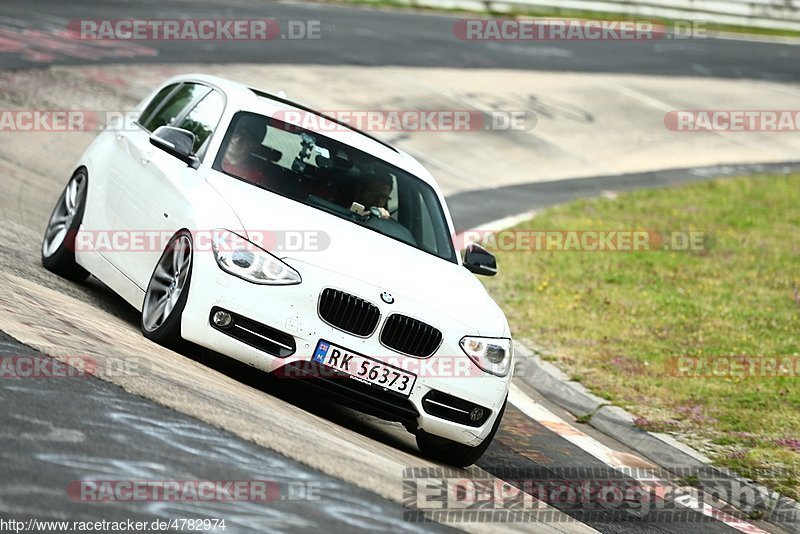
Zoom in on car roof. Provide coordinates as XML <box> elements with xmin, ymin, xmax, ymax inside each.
<box><xmin>166</xmin><ymin>73</ymin><xmax>440</xmax><ymax>189</ymax></box>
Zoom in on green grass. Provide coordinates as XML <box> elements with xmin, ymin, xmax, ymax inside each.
<box><xmin>482</xmin><ymin>174</ymin><xmax>800</xmax><ymax>500</ymax></box>
<box><xmin>317</xmin><ymin>0</ymin><xmax>800</xmax><ymax>39</ymax></box>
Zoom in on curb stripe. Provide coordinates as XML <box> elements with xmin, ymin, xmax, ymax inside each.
<box><xmin>508</xmin><ymin>384</ymin><xmax>769</xmax><ymax>534</ymax></box>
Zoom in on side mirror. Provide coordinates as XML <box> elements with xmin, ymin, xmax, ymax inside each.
<box><xmin>149</xmin><ymin>126</ymin><xmax>200</xmax><ymax>169</ymax></box>
<box><xmin>463</xmin><ymin>243</ymin><xmax>497</xmax><ymax>276</ymax></box>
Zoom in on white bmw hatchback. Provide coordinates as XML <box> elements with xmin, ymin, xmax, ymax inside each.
<box><xmin>42</xmin><ymin>74</ymin><xmax>512</xmax><ymax>466</ymax></box>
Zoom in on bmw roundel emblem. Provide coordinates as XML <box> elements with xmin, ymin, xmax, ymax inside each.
<box><xmin>380</xmin><ymin>291</ymin><xmax>395</xmax><ymax>304</ymax></box>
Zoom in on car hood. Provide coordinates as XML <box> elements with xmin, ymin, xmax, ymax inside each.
<box><xmin>207</xmin><ymin>173</ymin><xmax>509</xmax><ymax>336</ymax></box>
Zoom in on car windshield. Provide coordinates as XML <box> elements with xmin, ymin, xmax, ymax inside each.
<box><xmin>213</xmin><ymin>111</ymin><xmax>457</xmax><ymax>263</ymax></box>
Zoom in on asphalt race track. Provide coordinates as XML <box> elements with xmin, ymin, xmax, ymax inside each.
<box><xmin>1</xmin><ymin>0</ymin><xmax>800</xmax><ymax>79</ymax></box>
<box><xmin>0</xmin><ymin>1</ymin><xmax>798</xmax><ymax>533</ymax></box>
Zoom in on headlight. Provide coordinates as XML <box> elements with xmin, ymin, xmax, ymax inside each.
<box><xmin>211</xmin><ymin>229</ymin><xmax>301</xmax><ymax>285</ymax></box>
<box><xmin>459</xmin><ymin>336</ymin><xmax>513</xmax><ymax>376</ymax></box>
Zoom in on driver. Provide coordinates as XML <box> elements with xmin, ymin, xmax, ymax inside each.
<box><xmin>352</xmin><ymin>169</ymin><xmax>392</xmax><ymax>219</ymax></box>
<box><xmin>221</xmin><ymin>116</ymin><xmax>268</xmax><ymax>185</ymax></box>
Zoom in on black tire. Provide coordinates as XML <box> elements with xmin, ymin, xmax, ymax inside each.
<box><xmin>141</xmin><ymin>231</ymin><xmax>193</xmax><ymax>348</ymax></box>
<box><xmin>41</xmin><ymin>169</ymin><xmax>90</xmax><ymax>282</ymax></box>
<box><xmin>416</xmin><ymin>398</ymin><xmax>507</xmax><ymax>467</ymax></box>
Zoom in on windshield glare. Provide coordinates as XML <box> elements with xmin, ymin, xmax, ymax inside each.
<box><xmin>213</xmin><ymin>112</ymin><xmax>456</xmax><ymax>263</ymax></box>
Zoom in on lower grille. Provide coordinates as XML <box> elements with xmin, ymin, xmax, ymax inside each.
<box><xmin>276</xmin><ymin>360</ymin><xmax>419</xmax><ymax>424</ymax></box>
<box><xmin>422</xmin><ymin>390</ymin><xmax>491</xmax><ymax>427</ymax></box>
<box><xmin>209</xmin><ymin>307</ymin><xmax>296</xmax><ymax>358</ymax></box>
<box><xmin>380</xmin><ymin>314</ymin><xmax>442</xmax><ymax>357</ymax></box>
<box><xmin>317</xmin><ymin>288</ymin><xmax>380</xmax><ymax>337</ymax></box>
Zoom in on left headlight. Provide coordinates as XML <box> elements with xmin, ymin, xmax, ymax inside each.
<box><xmin>459</xmin><ymin>336</ymin><xmax>513</xmax><ymax>376</ymax></box>
<box><xmin>211</xmin><ymin>229</ymin><xmax>301</xmax><ymax>285</ymax></box>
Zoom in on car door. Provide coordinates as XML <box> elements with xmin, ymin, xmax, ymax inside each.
<box><xmin>91</xmin><ymin>83</ymin><xmax>179</xmax><ymax>242</ymax></box>
<box><xmin>106</xmin><ymin>83</ymin><xmax>225</xmax><ymax>288</ymax></box>
<box><xmin>101</xmin><ymin>81</ymin><xmax>187</xmax><ymax>262</ymax></box>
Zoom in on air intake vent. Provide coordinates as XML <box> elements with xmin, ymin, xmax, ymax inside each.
<box><xmin>209</xmin><ymin>307</ymin><xmax>296</xmax><ymax>358</ymax></box>
<box><xmin>318</xmin><ymin>288</ymin><xmax>380</xmax><ymax>337</ymax></box>
<box><xmin>422</xmin><ymin>390</ymin><xmax>491</xmax><ymax>427</ymax></box>
<box><xmin>380</xmin><ymin>314</ymin><xmax>442</xmax><ymax>357</ymax></box>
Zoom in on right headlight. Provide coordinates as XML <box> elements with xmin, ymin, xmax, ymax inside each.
<box><xmin>459</xmin><ymin>336</ymin><xmax>513</xmax><ymax>376</ymax></box>
<box><xmin>211</xmin><ymin>229</ymin><xmax>301</xmax><ymax>285</ymax></box>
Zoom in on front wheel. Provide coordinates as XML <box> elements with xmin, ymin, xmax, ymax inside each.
<box><xmin>416</xmin><ymin>399</ymin><xmax>506</xmax><ymax>467</ymax></box>
<box><xmin>41</xmin><ymin>169</ymin><xmax>90</xmax><ymax>282</ymax></box>
<box><xmin>141</xmin><ymin>231</ymin><xmax>193</xmax><ymax>347</ymax></box>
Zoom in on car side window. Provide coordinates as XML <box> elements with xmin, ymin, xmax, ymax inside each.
<box><xmin>138</xmin><ymin>83</ymin><xmax>178</xmax><ymax>128</ymax></box>
<box><xmin>177</xmin><ymin>90</ymin><xmax>225</xmax><ymax>154</ymax></box>
<box><xmin>141</xmin><ymin>83</ymin><xmax>210</xmax><ymax>133</ymax></box>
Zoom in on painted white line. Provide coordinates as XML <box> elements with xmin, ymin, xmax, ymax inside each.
<box><xmin>508</xmin><ymin>384</ymin><xmax>769</xmax><ymax>534</ymax></box>
<box><xmin>465</xmin><ymin>211</ymin><xmax>537</xmax><ymax>233</ymax></box>
<box><xmin>456</xmin><ymin>211</ymin><xmax>537</xmax><ymax>250</ymax></box>
<box><xmin>509</xmin><ymin>384</ymin><xmax>651</xmax><ymax>468</ymax></box>
<box><xmin>607</xmin><ymin>83</ymin><xmax>788</xmax><ymax>158</ymax></box>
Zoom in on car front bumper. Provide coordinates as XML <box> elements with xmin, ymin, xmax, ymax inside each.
<box><xmin>181</xmin><ymin>250</ymin><xmax>510</xmax><ymax>446</ymax></box>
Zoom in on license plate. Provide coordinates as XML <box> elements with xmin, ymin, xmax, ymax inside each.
<box><xmin>312</xmin><ymin>340</ymin><xmax>416</xmax><ymax>397</ymax></box>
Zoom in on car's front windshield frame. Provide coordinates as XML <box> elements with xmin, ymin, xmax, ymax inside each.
<box><xmin>212</xmin><ymin>111</ymin><xmax>458</xmax><ymax>264</ymax></box>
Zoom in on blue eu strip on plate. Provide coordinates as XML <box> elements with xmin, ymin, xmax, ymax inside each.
<box><xmin>312</xmin><ymin>340</ymin><xmax>330</xmax><ymax>364</ymax></box>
